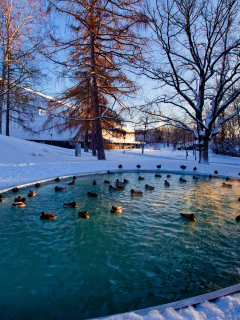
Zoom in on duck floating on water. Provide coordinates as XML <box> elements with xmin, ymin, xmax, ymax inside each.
<box><xmin>180</xmin><ymin>213</ymin><xmax>196</xmax><ymax>222</ymax></box>
<box><xmin>155</xmin><ymin>174</ymin><xmax>162</xmax><ymax>177</ymax></box>
<box><xmin>40</xmin><ymin>211</ymin><xmax>57</xmax><ymax>220</ymax></box>
<box><xmin>55</xmin><ymin>177</ymin><xmax>60</xmax><ymax>182</ymax></box>
<box><xmin>28</xmin><ymin>190</ymin><xmax>37</xmax><ymax>197</ymax></box>
<box><xmin>179</xmin><ymin>177</ymin><xmax>187</xmax><ymax>182</ymax></box>
<box><xmin>68</xmin><ymin>180</ymin><xmax>75</xmax><ymax>185</ymax></box>
<box><xmin>14</xmin><ymin>196</ymin><xmax>28</xmax><ymax>203</ymax></box>
<box><xmin>116</xmin><ymin>184</ymin><xmax>125</xmax><ymax>190</ymax></box>
<box><xmin>107</xmin><ymin>170</ymin><xmax>115</xmax><ymax>174</ymax></box>
<box><xmin>63</xmin><ymin>202</ymin><xmax>78</xmax><ymax>208</ymax></box>
<box><xmin>130</xmin><ymin>189</ymin><xmax>143</xmax><ymax>196</ymax></box>
<box><xmin>78</xmin><ymin>211</ymin><xmax>89</xmax><ymax>218</ymax></box>
<box><xmin>35</xmin><ymin>183</ymin><xmax>41</xmax><ymax>188</ymax></box>
<box><xmin>0</xmin><ymin>195</ymin><xmax>3</xmax><ymax>202</ymax></box>
<box><xmin>123</xmin><ymin>178</ymin><xmax>129</xmax><ymax>183</ymax></box>
<box><xmin>92</xmin><ymin>180</ymin><xmax>99</xmax><ymax>185</ymax></box>
<box><xmin>236</xmin><ymin>215</ymin><xmax>240</xmax><ymax>222</ymax></box>
<box><xmin>222</xmin><ymin>182</ymin><xmax>232</xmax><ymax>188</ymax></box>
<box><xmin>87</xmin><ymin>192</ymin><xmax>99</xmax><ymax>197</ymax></box>
<box><xmin>193</xmin><ymin>176</ymin><xmax>198</xmax><ymax>180</ymax></box>
<box><xmin>145</xmin><ymin>184</ymin><xmax>155</xmax><ymax>190</ymax></box>
<box><xmin>166</xmin><ymin>174</ymin><xmax>171</xmax><ymax>178</ymax></box>
<box><xmin>73</xmin><ymin>176</ymin><xmax>77</xmax><ymax>180</ymax></box>
<box><xmin>226</xmin><ymin>177</ymin><xmax>235</xmax><ymax>182</ymax></box>
<box><xmin>110</xmin><ymin>206</ymin><xmax>122</xmax><ymax>213</ymax></box>
<box><xmin>104</xmin><ymin>179</ymin><xmax>110</xmax><ymax>183</ymax></box>
<box><xmin>116</xmin><ymin>179</ymin><xmax>125</xmax><ymax>185</ymax></box>
<box><xmin>12</xmin><ymin>187</ymin><xmax>19</xmax><ymax>192</ymax></box>
<box><xmin>55</xmin><ymin>186</ymin><xmax>66</xmax><ymax>191</ymax></box>
<box><xmin>138</xmin><ymin>176</ymin><xmax>144</xmax><ymax>180</ymax></box>
<box><xmin>109</xmin><ymin>185</ymin><xmax>119</xmax><ymax>191</ymax></box>
<box><xmin>11</xmin><ymin>198</ymin><xmax>28</xmax><ymax>208</ymax></box>
<box><xmin>164</xmin><ymin>180</ymin><xmax>170</xmax><ymax>187</ymax></box>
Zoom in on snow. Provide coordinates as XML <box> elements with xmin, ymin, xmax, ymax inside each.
<box><xmin>1</xmin><ymin>134</ymin><xmax>240</xmax><ymax>319</ymax></box>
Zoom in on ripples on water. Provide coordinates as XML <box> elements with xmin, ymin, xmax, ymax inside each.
<box><xmin>0</xmin><ymin>172</ymin><xmax>240</xmax><ymax>319</ymax></box>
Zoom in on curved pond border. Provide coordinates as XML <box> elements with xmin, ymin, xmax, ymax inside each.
<box><xmin>1</xmin><ymin>169</ymin><xmax>240</xmax><ymax>318</ymax></box>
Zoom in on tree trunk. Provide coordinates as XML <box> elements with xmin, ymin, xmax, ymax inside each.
<box><xmin>90</xmin><ymin>32</ymin><xmax>106</xmax><ymax>160</ymax></box>
<box><xmin>6</xmin><ymin>61</ymin><xmax>10</xmax><ymax>136</ymax></box>
<box><xmin>91</xmin><ymin>129</ymin><xmax>97</xmax><ymax>156</ymax></box>
<box><xmin>0</xmin><ymin>63</ymin><xmax>6</xmax><ymax>135</ymax></box>
<box><xmin>84</xmin><ymin>128</ymin><xmax>89</xmax><ymax>152</ymax></box>
<box><xmin>199</xmin><ymin>136</ymin><xmax>209</xmax><ymax>164</ymax></box>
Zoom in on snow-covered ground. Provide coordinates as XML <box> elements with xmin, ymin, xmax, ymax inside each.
<box><xmin>1</xmin><ymin>134</ymin><xmax>240</xmax><ymax>319</ymax></box>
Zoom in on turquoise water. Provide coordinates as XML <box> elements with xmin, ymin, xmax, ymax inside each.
<box><xmin>1</xmin><ymin>172</ymin><xmax>240</xmax><ymax>319</ymax></box>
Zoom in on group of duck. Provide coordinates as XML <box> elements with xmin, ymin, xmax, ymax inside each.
<box><xmin>1</xmin><ymin>164</ymin><xmax>240</xmax><ymax>222</ymax></box>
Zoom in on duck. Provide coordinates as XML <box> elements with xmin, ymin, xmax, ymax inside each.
<box><xmin>155</xmin><ymin>174</ymin><xmax>162</xmax><ymax>177</ymax></box>
<box><xmin>78</xmin><ymin>211</ymin><xmax>89</xmax><ymax>218</ymax></box>
<box><xmin>73</xmin><ymin>176</ymin><xmax>77</xmax><ymax>180</ymax></box>
<box><xmin>164</xmin><ymin>180</ymin><xmax>170</xmax><ymax>187</ymax></box>
<box><xmin>123</xmin><ymin>178</ymin><xmax>129</xmax><ymax>183</ymax></box>
<box><xmin>63</xmin><ymin>201</ymin><xmax>78</xmax><ymax>208</ymax></box>
<box><xmin>238</xmin><ymin>173</ymin><xmax>240</xmax><ymax>177</ymax></box>
<box><xmin>28</xmin><ymin>190</ymin><xmax>37</xmax><ymax>197</ymax></box>
<box><xmin>11</xmin><ymin>198</ymin><xmax>28</xmax><ymax>208</ymax></box>
<box><xmin>236</xmin><ymin>215</ymin><xmax>240</xmax><ymax>221</ymax></box>
<box><xmin>179</xmin><ymin>177</ymin><xmax>187</xmax><ymax>182</ymax></box>
<box><xmin>55</xmin><ymin>186</ymin><xmax>66</xmax><ymax>191</ymax></box>
<box><xmin>14</xmin><ymin>196</ymin><xmax>28</xmax><ymax>203</ymax></box>
<box><xmin>68</xmin><ymin>180</ymin><xmax>75</xmax><ymax>185</ymax></box>
<box><xmin>35</xmin><ymin>183</ymin><xmax>41</xmax><ymax>188</ymax></box>
<box><xmin>116</xmin><ymin>179</ymin><xmax>125</xmax><ymax>185</ymax></box>
<box><xmin>145</xmin><ymin>184</ymin><xmax>155</xmax><ymax>190</ymax></box>
<box><xmin>104</xmin><ymin>179</ymin><xmax>110</xmax><ymax>183</ymax></box>
<box><xmin>116</xmin><ymin>184</ymin><xmax>125</xmax><ymax>190</ymax></box>
<box><xmin>157</xmin><ymin>165</ymin><xmax>161</xmax><ymax>169</ymax></box>
<box><xmin>214</xmin><ymin>170</ymin><xmax>218</xmax><ymax>174</ymax></box>
<box><xmin>130</xmin><ymin>189</ymin><xmax>143</xmax><ymax>195</ymax></box>
<box><xmin>40</xmin><ymin>211</ymin><xmax>57</xmax><ymax>220</ymax></box>
<box><xmin>238</xmin><ymin>197</ymin><xmax>240</xmax><ymax>202</ymax></box>
<box><xmin>109</xmin><ymin>185</ymin><xmax>119</xmax><ymax>191</ymax></box>
<box><xmin>222</xmin><ymin>182</ymin><xmax>232</xmax><ymax>188</ymax></box>
<box><xmin>193</xmin><ymin>167</ymin><xmax>197</xmax><ymax>172</ymax></box>
<box><xmin>193</xmin><ymin>176</ymin><xmax>198</xmax><ymax>180</ymax></box>
<box><xmin>136</xmin><ymin>164</ymin><xmax>141</xmax><ymax>169</ymax></box>
<box><xmin>180</xmin><ymin>213</ymin><xmax>196</xmax><ymax>222</ymax></box>
<box><xmin>110</xmin><ymin>206</ymin><xmax>123</xmax><ymax>213</ymax></box>
<box><xmin>92</xmin><ymin>180</ymin><xmax>99</xmax><ymax>185</ymax></box>
<box><xmin>226</xmin><ymin>177</ymin><xmax>235</xmax><ymax>182</ymax></box>
<box><xmin>166</xmin><ymin>174</ymin><xmax>171</xmax><ymax>178</ymax></box>
<box><xmin>180</xmin><ymin>165</ymin><xmax>187</xmax><ymax>170</ymax></box>
<box><xmin>0</xmin><ymin>195</ymin><xmax>3</xmax><ymax>202</ymax></box>
<box><xmin>107</xmin><ymin>170</ymin><xmax>115</xmax><ymax>174</ymax></box>
<box><xmin>87</xmin><ymin>192</ymin><xmax>99</xmax><ymax>197</ymax></box>
<box><xmin>55</xmin><ymin>177</ymin><xmax>60</xmax><ymax>182</ymax></box>
<box><xmin>138</xmin><ymin>176</ymin><xmax>144</xmax><ymax>180</ymax></box>
<box><xmin>12</xmin><ymin>187</ymin><xmax>19</xmax><ymax>192</ymax></box>
<box><xmin>118</xmin><ymin>164</ymin><xmax>123</xmax><ymax>169</ymax></box>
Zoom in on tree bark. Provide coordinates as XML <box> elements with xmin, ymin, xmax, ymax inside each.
<box><xmin>199</xmin><ymin>135</ymin><xmax>209</xmax><ymax>164</ymax></box>
<box><xmin>91</xmin><ymin>129</ymin><xmax>97</xmax><ymax>156</ymax></box>
<box><xmin>84</xmin><ymin>128</ymin><xmax>89</xmax><ymax>152</ymax></box>
<box><xmin>0</xmin><ymin>63</ymin><xmax>6</xmax><ymax>135</ymax></box>
<box><xmin>6</xmin><ymin>61</ymin><xmax>10</xmax><ymax>136</ymax></box>
<box><xmin>90</xmin><ymin>32</ymin><xmax>106</xmax><ymax>160</ymax></box>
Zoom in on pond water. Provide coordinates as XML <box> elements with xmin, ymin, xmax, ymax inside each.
<box><xmin>0</xmin><ymin>172</ymin><xmax>240</xmax><ymax>319</ymax></box>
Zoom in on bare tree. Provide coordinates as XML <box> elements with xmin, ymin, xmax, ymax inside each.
<box><xmin>141</xmin><ymin>0</ymin><xmax>240</xmax><ymax>164</ymax></box>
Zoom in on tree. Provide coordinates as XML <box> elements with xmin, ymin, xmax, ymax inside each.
<box><xmin>47</xmin><ymin>0</ymin><xmax>144</xmax><ymax>159</ymax></box>
<box><xmin>141</xmin><ymin>0</ymin><xmax>240</xmax><ymax>164</ymax></box>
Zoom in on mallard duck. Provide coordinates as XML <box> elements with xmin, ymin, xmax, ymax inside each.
<box><xmin>136</xmin><ymin>165</ymin><xmax>141</xmax><ymax>169</ymax></box>
<box><xmin>87</xmin><ymin>192</ymin><xmax>99</xmax><ymax>197</ymax></box>
<box><xmin>12</xmin><ymin>187</ymin><xmax>19</xmax><ymax>192</ymax></box>
<box><xmin>226</xmin><ymin>177</ymin><xmax>235</xmax><ymax>182</ymax></box>
<box><xmin>180</xmin><ymin>165</ymin><xmax>187</xmax><ymax>170</ymax></box>
<box><xmin>179</xmin><ymin>177</ymin><xmax>187</xmax><ymax>182</ymax></box>
<box><xmin>92</xmin><ymin>180</ymin><xmax>99</xmax><ymax>185</ymax></box>
<box><xmin>110</xmin><ymin>206</ymin><xmax>123</xmax><ymax>213</ymax></box>
<box><xmin>155</xmin><ymin>174</ymin><xmax>162</xmax><ymax>177</ymax></box>
<box><xmin>138</xmin><ymin>176</ymin><xmax>144</xmax><ymax>180</ymax></box>
<box><xmin>55</xmin><ymin>177</ymin><xmax>60</xmax><ymax>182</ymax></box>
<box><xmin>180</xmin><ymin>213</ymin><xmax>196</xmax><ymax>222</ymax></box>
<box><xmin>116</xmin><ymin>179</ymin><xmax>125</xmax><ymax>185</ymax></box>
<box><xmin>123</xmin><ymin>178</ymin><xmax>129</xmax><ymax>183</ymax></box>
<box><xmin>40</xmin><ymin>211</ymin><xmax>57</xmax><ymax>220</ymax></box>
<box><xmin>193</xmin><ymin>176</ymin><xmax>198</xmax><ymax>180</ymax></box>
<box><xmin>28</xmin><ymin>190</ymin><xmax>37</xmax><ymax>197</ymax></box>
<box><xmin>55</xmin><ymin>186</ymin><xmax>66</xmax><ymax>191</ymax></box>
<box><xmin>157</xmin><ymin>165</ymin><xmax>161</xmax><ymax>169</ymax></box>
<box><xmin>222</xmin><ymin>182</ymin><xmax>232</xmax><ymax>188</ymax></box>
<box><xmin>130</xmin><ymin>189</ymin><xmax>143</xmax><ymax>195</ymax></box>
<box><xmin>78</xmin><ymin>211</ymin><xmax>89</xmax><ymax>218</ymax></box>
<box><xmin>116</xmin><ymin>184</ymin><xmax>125</xmax><ymax>190</ymax></box>
<box><xmin>11</xmin><ymin>198</ymin><xmax>28</xmax><ymax>208</ymax></box>
<box><xmin>14</xmin><ymin>196</ymin><xmax>28</xmax><ymax>203</ymax></box>
<box><xmin>63</xmin><ymin>201</ymin><xmax>78</xmax><ymax>208</ymax></box>
<box><xmin>145</xmin><ymin>184</ymin><xmax>155</xmax><ymax>190</ymax></box>
<box><xmin>109</xmin><ymin>185</ymin><xmax>119</xmax><ymax>191</ymax></box>
<box><xmin>214</xmin><ymin>170</ymin><xmax>218</xmax><ymax>174</ymax></box>
<box><xmin>0</xmin><ymin>195</ymin><xmax>3</xmax><ymax>202</ymax></box>
<box><xmin>68</xmin><ymin>180</ymin><xmax>75</xmax><ymax>185</ymax></box>
<box><xmin>164</xmin><ymin>180</ymin><xmax>170</xmax><ymax>187</ymax></box>
<box><xmin>236</xmin><ymin>215</ymin><xmax>240</xmax><ymax>221</ymax></box>
<box><xmin>35</xmin><ymin>183</ymin><xmax>41</xmax><ymax>187</ymax></box>
<box><xmin>166</xmin><ymin>174</ymin><xmax>171</xmax><ymax>178</ymax></box>
<box><xmin>193</xmin><ymin>167</ymin><xmax>197</xmax><ymax>172</ymax></box>
<box><xmin>118</xmin><ymin>164</ymin><xmax>123</xmax><ymax>169</ymax></box>
<box><xmin>104</xmin><ymin>179</ymin><xmax>110</xmax><ymax>183</ymax></box>
<box><xmin>107</xmin><ymin>170</ymin><xmax>115</xmax><ymax>174</ymax></box>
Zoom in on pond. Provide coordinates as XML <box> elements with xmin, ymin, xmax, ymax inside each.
<box><xmin>0</xmin><ymin>172</ymin><xmax>240</xmax><ymax>319</ymax></box>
